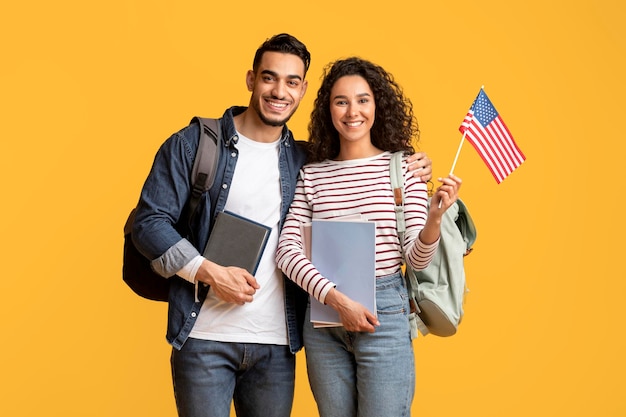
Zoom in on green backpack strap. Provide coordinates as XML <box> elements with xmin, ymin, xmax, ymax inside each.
<box><xmin>389</xmin><ymin>152</ymin><xmax>429</xmax><ymax>338</ymax></box>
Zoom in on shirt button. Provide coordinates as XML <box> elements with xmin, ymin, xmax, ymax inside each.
<box><xmin>191</xmin><ymin>312</ymin><xmax>197</xmax><ymax>318</ymax></box>
<box><xmin>222</xmin><ymin>183</ymin><xmax>228</xmax><ymax>189</ymax></box>
<box><xmin>231</xmin><ymin>152</ymin><xmax>236</xmax><ymax>157</ymax></box>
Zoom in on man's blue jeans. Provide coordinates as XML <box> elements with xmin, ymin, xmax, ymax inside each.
<box><xmin>304</xmin><ymin>272</ymin><xmax>415</xmax><ymax>417</ymax></box>
<box><xmin>171</xmin><ymin>339</ymin><xmax>295</xmax><ymax>417</ymax></box>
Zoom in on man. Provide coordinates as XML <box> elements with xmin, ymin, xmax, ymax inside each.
<box><xmin>132</xmin><ymin>33</ymin><xmax>432</xmax><ymax>417</ymax></box>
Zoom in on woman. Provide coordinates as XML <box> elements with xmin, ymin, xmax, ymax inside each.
<box><xmin>275</xmin><ymin>57</ymin><xmax>462</xmax><ymax>417</ymax></box>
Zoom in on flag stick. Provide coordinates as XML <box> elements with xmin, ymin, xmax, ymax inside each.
<box><xmin>450</xmin><ymin>84</ymin><xmax>483</xmax><ymax>176</ymax></box>
<box><xmin>438</xmin><ymin>129</ymin><xmax>467</xmax><ymax>209</ymax></box>
<box><xmin>438</xmin><ymin>85</ymin><xmax>483</xmax><ymax>208</ymax></box>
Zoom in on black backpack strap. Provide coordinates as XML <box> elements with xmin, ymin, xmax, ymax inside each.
<box><xmin>188</xmin><ymin>117</ymin><xmax>221</xmax><ymax>218</ymax></box>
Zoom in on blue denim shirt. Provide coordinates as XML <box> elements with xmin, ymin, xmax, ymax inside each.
<box><xmin>132</xmin><ymin>106</ymin><xmax>309</xmax><ymax>352</ymax></box>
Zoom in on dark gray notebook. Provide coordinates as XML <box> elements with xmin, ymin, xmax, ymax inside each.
<box><xmin>203</xmin><ymin>211</ymin><xmax>271</xmax><ymax>275</ymax></box>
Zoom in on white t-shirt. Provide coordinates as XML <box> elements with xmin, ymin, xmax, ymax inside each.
<box><xmin>188</xmin><ymin>132</ymin><xmax>288</xmax><ymax>345</ymax></box>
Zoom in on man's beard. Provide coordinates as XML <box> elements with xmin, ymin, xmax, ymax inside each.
<box><xmin>252</xmin><ymin>100</ymin><xmax>297</xmax><ymax>127</ymax></box>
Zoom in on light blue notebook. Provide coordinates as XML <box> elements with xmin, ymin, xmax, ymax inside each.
<box><xmin>310</xmin><ymin>219</ymin><xmax>376</xmax><ymax>327</ymax></box>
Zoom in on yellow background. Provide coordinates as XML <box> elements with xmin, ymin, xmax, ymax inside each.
<box><xmin>1</xmin><ymin>0</ymin><xmax>624</xmax><ymax>416</ymax></box>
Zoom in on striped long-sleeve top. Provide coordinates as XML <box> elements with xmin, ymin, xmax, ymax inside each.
<box><xmin>276</xmin><ymin>151</ymin><xmax>439</xmax><ymax>304</ymax></box>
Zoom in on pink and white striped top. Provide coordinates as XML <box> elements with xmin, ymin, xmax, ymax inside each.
<box><xmin>276</xmin><ymin>151</ymin><xmax>438</xmax><ymax>304</ymax></box>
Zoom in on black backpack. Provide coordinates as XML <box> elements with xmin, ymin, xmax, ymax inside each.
<box><xmin>122</xmin><ymin>117</ymin><xmax>221</xmax><ymax>301</ymax></box>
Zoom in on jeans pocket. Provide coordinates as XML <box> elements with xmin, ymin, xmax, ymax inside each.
<box><xmin>376</xmin><ymin>284</ymin><xmax>408</xmax><ymax>316</ymax></box>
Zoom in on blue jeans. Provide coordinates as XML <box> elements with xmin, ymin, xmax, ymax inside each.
<box><xmin>171</xmin><ymin>338</ymin><xmax>295</xmax><ymax>417</ymax></box>
<box><xmin>304</xmin><ymin>272</ymin><xmax>415</xmax><ymax>417</ymax></box>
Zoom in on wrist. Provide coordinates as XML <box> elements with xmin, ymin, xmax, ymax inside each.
<box><xmin>324</xmin><ymin>287</ymin><xmax>342</xmax><ymax>307</ymax></box>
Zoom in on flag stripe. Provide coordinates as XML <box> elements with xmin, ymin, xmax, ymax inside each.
<box><xmin>493</xmin><ymin>117</ymin><xmax>525</xmax><ymax>164</ymax></box>
<box><xmin>465</xmin><ymin>117</ymin><xmax>507</xmax><ymax>183</ymax></box>
<box><xmin>485</xmin><ymin>120</ymin><xmax>516</xmax><ymax>171</ymax></box>
<box><xmin>485</xmin><ymin>121</ymin><xmax>517</xmax><ymax>175</ymax></box>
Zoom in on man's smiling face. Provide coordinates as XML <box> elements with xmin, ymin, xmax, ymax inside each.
<box><xmin>247</xmin><ymin>51</ymin><xmax>308</xmax><ymax>127</ymax></box>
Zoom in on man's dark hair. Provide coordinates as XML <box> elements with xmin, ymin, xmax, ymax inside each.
<box><xmin>252</xmin><ymin>33</ymin><xmax>311</xmax><ymax>76</ymax></box>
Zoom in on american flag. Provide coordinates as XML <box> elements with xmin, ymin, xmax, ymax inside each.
<box><xmin>459</xmin><ymin>89</ymin><xmax>525</xmax><ymax>183</ymax></box>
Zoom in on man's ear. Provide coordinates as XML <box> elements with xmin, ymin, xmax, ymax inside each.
<box><xmin>246</xmin><ymin>70</ymin><xmax>255</xmax><ymax>92</ymax></box>
<box><xmin>300</xmin><ymin>80</ymin><xmax>308</xmax><ymax>98</ymax></box>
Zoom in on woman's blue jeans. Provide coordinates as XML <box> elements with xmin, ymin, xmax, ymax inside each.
<box><xmin>304</xmin><ymin>272</ymin><xmax>415</xmax><ymax>417</ymax></box>
<box><xmin>171</xmin><ymin>339</ymin><xmax>295</xmax><ymax>417</ymax></box>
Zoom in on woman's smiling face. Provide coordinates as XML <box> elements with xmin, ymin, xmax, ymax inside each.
<box><xmin>329</xmin><ymin>75</ymin><xmax>376</xmax><ymax>145</ymax></box>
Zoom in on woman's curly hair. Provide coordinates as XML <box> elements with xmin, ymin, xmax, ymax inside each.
<box><xmin>307</xmin><ymin>57</ymin><xmax>419</xmax><ymax>162</ymax></box>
